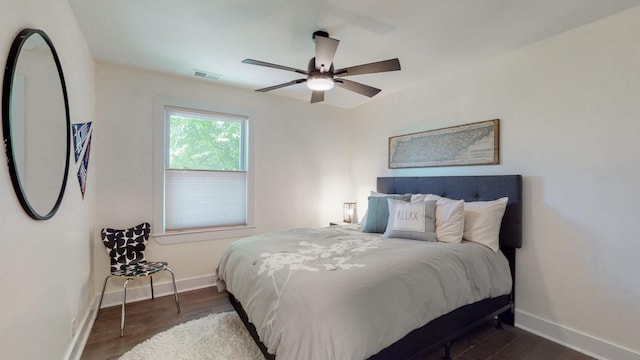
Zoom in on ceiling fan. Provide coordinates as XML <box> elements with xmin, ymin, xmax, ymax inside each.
<box><xmin>242</xmin><ymin>31</ymin><xmax>401</xmax><ymax>104</ymax></box>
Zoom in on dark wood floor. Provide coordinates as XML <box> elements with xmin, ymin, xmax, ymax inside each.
<box><xmin>81</xmin><ymin>287</ymin><xmax>593</xmax><ymax>360</ymax></box>
<box><xmin>81</xmin><ymin>287</ymin><xmax>233</xmax><ymax>360</ymax></box>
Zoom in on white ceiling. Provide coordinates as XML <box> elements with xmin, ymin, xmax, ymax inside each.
<box><xmin>69</xmin><ymin>0</ymin><xmax>640</xmax><ymax>108</ymax></box>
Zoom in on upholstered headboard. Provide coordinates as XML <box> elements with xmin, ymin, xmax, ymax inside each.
<box><xmin>377</xmin><ymin>175</ymin><xmax>522</xmax><ymax>317</ymax></box>
<box><xmin>377</xmin><ymin>175</ymin><xmax>523</xmax><ymax>249</ymax></box>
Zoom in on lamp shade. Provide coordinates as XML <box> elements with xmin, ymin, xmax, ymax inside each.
<box><xmin>343</xmin><ymin>202</ymin><xmax>356</xmax><ymax>223</ymax></box>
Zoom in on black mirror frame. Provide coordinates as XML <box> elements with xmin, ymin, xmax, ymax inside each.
<box><xmin>2</xmin><ymin>28</ymin><xmax>71</xmax><ymax>220</ymax></box>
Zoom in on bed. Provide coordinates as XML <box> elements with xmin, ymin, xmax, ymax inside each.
<box><xmin>216</xmin><ymin>175</ymin><xmax>522</xmax><ymax>360</ymax></box>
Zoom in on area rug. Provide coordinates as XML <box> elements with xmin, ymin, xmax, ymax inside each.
<box><xmin>119</xmin><ymin>312</ymin><xmax>264</xmax><ymax>360</ymax></box>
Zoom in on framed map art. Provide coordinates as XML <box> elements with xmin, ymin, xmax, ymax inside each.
<box><xmin>388</xmin><ymin>119</ymin><xmax>499</xmax><ymax>168</ymax></box>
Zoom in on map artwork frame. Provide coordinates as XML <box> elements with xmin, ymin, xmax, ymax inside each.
<box><xmin>388</xmin><ymin>119</ymin><xmax>499</xmax><ymax>168</ymax></box>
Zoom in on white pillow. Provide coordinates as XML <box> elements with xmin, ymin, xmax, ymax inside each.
<box><xmin>463</xmin><ymin>197</ymin><xmax>509</xmax><ymax>252</ymax></box>
<box><xmin>411</xmin><ymin>194</ymin><xmax>464</xmax><ymax>243</ymax></box>
<box><xmin>410</xmin><ymin>193</ymin><xmax>430</xmax><ymax>202</ymax></box>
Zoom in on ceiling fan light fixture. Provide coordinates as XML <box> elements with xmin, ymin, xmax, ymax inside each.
<box><xmin>243</xmin><ymin>30</ymin><xmax>401</xmax><ymax>103</ymax></box>
<box><xmin>307</xmin><ymin>75</ymin><xmax>334</xmax><ymax>91</ymax></box>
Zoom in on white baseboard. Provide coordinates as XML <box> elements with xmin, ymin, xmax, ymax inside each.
<box><xmin>65</xmin><ymin>274</ymin><xmax>218</xmax><ymax>360</ymax></box>
<box><xmin>98</xmin><ymin>273</ymin><xmax>217</xmax><ymax>308</ymax></box>
<box><xmin>64</xmin><ymin>298</ymin><xmax>97</xmax><ymax>360</ymax></box>
<box><xmin>515</xmin><ymin>309</ymin><xmax>640</xmax><ymax>360</ymax></box>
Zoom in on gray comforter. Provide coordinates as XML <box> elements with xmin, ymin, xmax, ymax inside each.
<box><xmin>216</xmin><ymin>225</ymin><xmax>512</xmax><ymax>360</ymax></box>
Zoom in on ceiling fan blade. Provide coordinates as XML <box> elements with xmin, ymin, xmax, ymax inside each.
<box><xmin>242</xmin><ymin>59</ymin><xmax>308</xmax><ymax>75</ymax></box>
<box><xmin>314</xmin><ymin>35</ymin><xmax>339</xmax><ymax>71</ymax></box>
<box><xmin>335</xmin><ymin>79</ymin><xmax>381</xmax><ymax>97</ymax></box>
<box><xmin>310</xmin><ymin>90</ymin><xmax>324</xmax><ymax>103</ymax></box>
<box><xmin>256</xmin><ymin>79</ymin><xmax>307</xmax><ymax>92</ymax></box>
<box><xmin>334</xmin><ymin>58</ymin><xmax>401</xmax><ymax>77</ymax></box>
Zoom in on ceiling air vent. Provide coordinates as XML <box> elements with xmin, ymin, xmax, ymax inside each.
<box><xmin>192</xmin><ymin>69</ymin><xmax>222</xmax><ymax>80</ymax></box>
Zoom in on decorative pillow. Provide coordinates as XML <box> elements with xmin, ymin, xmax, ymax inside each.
<box><xmin>101</xmin><ymin>222</ymin><xmax>151</xmax><ymax>272</ymax></box>
<box><xmin>463</xmin><ymin>197</ymin><xmax>508</xmax><ymax>252</ymax></box>
<box><xmin>411</xmin><ymin>194</ymin><xmax>465</xmax><ymax>243</ymax></box>
<box><xmin>362</xmin><ymin>194</ymin><xmax>411</xmax><ymax>233</ymax></box>
<box><xmin>359</xmin><ymin>191</ymin><xmax>392</xmax><ymax>227</ymax></box>
<box><xmin>383</xmin><ymin>199</ymin><xmax>437</xmax><ymax>241</ymax></box>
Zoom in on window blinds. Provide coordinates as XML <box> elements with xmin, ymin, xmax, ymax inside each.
<box><xmin>165</xmin><ymin>169</ymin><xmax>247</xmax><ymax>230</ymax></box>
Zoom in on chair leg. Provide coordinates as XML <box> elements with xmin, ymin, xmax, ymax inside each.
<box><xmin>166</xmin><ymin>267</ymin><xmax>180</xmax><ymax>313</ymax></box>
<box><xmin>121</xmin><ymin>279</ymin><xmax>130</xmax><ymax>337</ymax></box>
<box><xmin>95</xmin><ymin>275</ymin><xmax>112</xmax><ymax>320</ymax></box>
<box><xmin>150</xmin><ymin>276</ymin><xmax>155</xmax><ymax>300</ymax></box>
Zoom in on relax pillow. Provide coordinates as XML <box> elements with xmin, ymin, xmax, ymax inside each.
<box><xmin>362</xmin><ymin>194</ymin><xmax>411</xmax><ymax>233</ymax></box>
<box><xmin>463</xmin><ymin>197</ymin><xmax>508</xmax><ymax>252</ymax></box>
<box><xmin>411</xmin><ymin>194</ymin><xmax>465</xmax><ymax>243</ymax></box>
<box><xmin>383</xmin><ymin>199</ymin><xmax>437</xmax><ymax>241</ymax></box>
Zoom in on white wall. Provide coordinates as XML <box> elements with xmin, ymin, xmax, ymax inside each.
<box><xmin>3</xmin><ymin>2</ymin><xmax>638</xmax><ymax>358</ymax></box>
<box><xmin>94</xmin><ymin>62</ymin><xmax>351</xmax><ymax>299</ymax></box>
<box><xmin>349</xmin><ymin>6</ymin><xmax>640</xmax><ymax>359</ymax></box>
<box><xmin>0</xmin><ymin>1</ymin><xmax>96</xmax><ymax>359</ymax></box>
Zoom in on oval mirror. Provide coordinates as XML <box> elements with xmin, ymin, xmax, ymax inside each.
<box><xmin>2</xmin><ymin>29</ymin><xmax>70</xmax><ymax>220</ymax></box>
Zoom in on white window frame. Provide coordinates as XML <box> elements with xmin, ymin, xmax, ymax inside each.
<box><xmin>153</xmin><ymin>96</ymin><xmax>255</xmax><ymax>244</ymax></box>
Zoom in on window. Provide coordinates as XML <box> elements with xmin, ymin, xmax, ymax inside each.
<box><xmin>153</xmin><ymin>97</ymin><xmax>254</xmax><ymax>244</ymax></box>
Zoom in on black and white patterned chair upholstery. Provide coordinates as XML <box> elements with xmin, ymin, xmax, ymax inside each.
<box><xmin>96</xmin><ymin>222</ymin><xmax>180</xmax><ymax>336</ymax></box>
<box><xmin>101</xmin><ymin>222</ymin><xmax>165</xmax><ymax>276</ymax></box>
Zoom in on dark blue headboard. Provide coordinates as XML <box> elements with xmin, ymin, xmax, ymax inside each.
<box><xmin>377</xmin><ymin>175</ymin><xmax>522</xmax><ymax>249</ymax></box>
